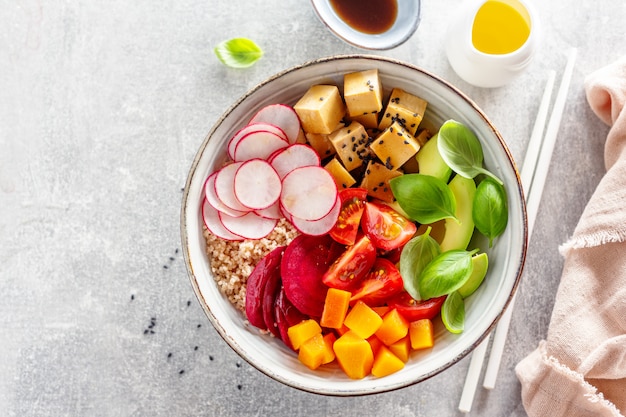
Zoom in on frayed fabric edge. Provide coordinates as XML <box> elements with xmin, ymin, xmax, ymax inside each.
<box><xmin>539</xmin><ymin>342</ymin><xmax>624</xmax><ymax>417</ymax></box>
<box><xmin>559</xmin><ymin>228</ymin><xmax>626</xmax><ymax>256</ymax></box>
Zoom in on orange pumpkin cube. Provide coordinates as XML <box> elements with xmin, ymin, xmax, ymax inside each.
<box><xmin>388</xmin><ymin>335</ymin><xmax>411</xmax><ymax>363</ymax></box>
<box><xmin>343</xmin><ymin>301</ymin><xmax>383</xmax><ymax>339</ymax></box>
<box><xmin>333</xmin><ymin>330</ymin><xmax>374</xmax><ymax>379</ymax></box>
<box><xmin>288</xmin><ymin>319</ymin><xmax>322</xmax><ymax>350</ymax></box>
<box><xmin>371</xmin><ymin>345</ymin><xmax>405</xmax><ymax>378</ymax></box>
<box><xmin>298</xmin><ymin>333</ymin><xmax>326</xmax><ymax>370</ymax></box>
<box><xmin>409</xmin><ymin>319</ymin><xmax>434</xmax><ymax>350</ymax></box>
<box><xmin>375</xmin><ymin>308</ymin><xmax>410</xmax><ymax>346</ymax></box>
<box><xmin>320</xmin><ymin>288</ymin><xmax>352</xmax><ymax>329</ymax></box>
<box><xmin>321</xmin><ymin>333</ymin><xmax>337</xmax><ymax>365</ymax></box>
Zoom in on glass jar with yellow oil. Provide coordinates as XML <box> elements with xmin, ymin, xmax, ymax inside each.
<box><xmin>445</xmin><ymin>0</ymin><xmax>540</xmax><ymax>88</ymax></box>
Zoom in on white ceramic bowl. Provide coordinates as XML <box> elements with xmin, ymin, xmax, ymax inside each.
<box><xmin>310</xmin><ymin>0</ymin><xmax>421</xmax><ymax>50</ymax></box>
<box><xmin>181</xmin><ymin>55</ymin><xmax>528</xmax><ymax>396</ymax></box>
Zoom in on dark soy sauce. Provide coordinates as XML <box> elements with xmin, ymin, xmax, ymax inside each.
<box><xmin>329</xmin><ymin>0</ymin><xmax>398</xmax><ymax>34</ymax></box>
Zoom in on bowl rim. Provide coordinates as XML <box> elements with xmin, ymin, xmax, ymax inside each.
<box><xmin>180</xmin><ymin>54</ymin><xmax>528</xmax><ymax>396</ymax></box>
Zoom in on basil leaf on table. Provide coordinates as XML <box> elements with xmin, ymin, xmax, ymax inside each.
<box><xmin>441</xmin><ymin>290</ymin><xmax>465</xmax><ymax>334</ymax></box>
<box><xmin>437</xmin><ymin>119</ymin><xmax>503</xmax><ymax>185</ymax></box>
<box><xmin>390</xmin><ymin>174</ymin><xmax>457</xmax><ymax>224</ymax></box>
<box><xmin>214</xmin><ymin>38</ymin><xmax>263</xmax><ymax>68</ymax></box>
<box><xmin>417</xmin><ymin>249</ymin><xmax>478</xmax><ymax>299</ymax></box>
<box><xmin>472</xmin><ymin>177</ymin><xmax>509</xmax><ymax>247</ymax></box>
<box><xmin>399</xmin><ymin>227</ymin><xmax>441</xmax><ymax>301</ymax></box>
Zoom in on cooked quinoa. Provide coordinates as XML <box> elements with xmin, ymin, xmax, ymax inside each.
<box><xmin>203</xmin><ymin>219</ymin><xmax>299</xmax><ymax>312</ymax></box>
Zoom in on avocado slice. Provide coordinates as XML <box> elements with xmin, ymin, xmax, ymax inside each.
<box><xmin>439</xmin><ymin>175</ymin><xmax>477</xmax><ymax>252</ymax></box>
<box><xmin>458</xmin><ymin>252</ymin><xmax>489</xmax><ymax>298</ymax></box>
<box><xmin>416</xmin><ymin>133</ymin><xmax>453</xmax><ymax>183</ymax></box>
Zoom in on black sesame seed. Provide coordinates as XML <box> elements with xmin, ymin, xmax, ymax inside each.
<box><xmin>342</xmin><ymin>183</ymin><xmax>347</xmax><ymax>188</ymax></box>
<box><xmin>167</xmin><ymin>352</ymin><xmax>172</xmax><ymax>358</ymax></box>
<box><xmin>197</xmin><ymin>324</ymin><xmax>202</xmax><ymax>328</ymax></box>
<box><xmin>325</xmin><ymin>149</ymin><xmax>331</xmax><ymax>155</ymax></box>
<box><xmin>398</xmin><ymin>132</ymin><xmax>403</xmax><ymax>136</ymax></box>
<box><xmin>378</xmin><ymin>140</ymin><xmax>384</xmax><ymax>145</ymax></box>
<box><xmin>404</xmin><ymin>140</ymin><xmax>410</xmax><ymax>144</ymax></box>
<box><xmin>342</xmin><ymin>143</ymin><xmax>347</xmax><ymax>148</ymax></box>
<box><xmin>209</xmin><ymin>355</ymin><xmax>214</xmax><ymax>361</ymax></box>
<box><xmin>130</xmin><ymin>294</ymin><xmax>135</xmax><ymax>301</ymax></box>
<box><xmin>179</xmin><ymin>370</ymin><xmax>185</xmax><ymax>375</ymax></box>
<box><xmin>378</xmin><ymin>182</ymin><xmax>384</xmax><ymax>187</ymax></box>
<box><xmin>237</xmin><ymin>384</ymin><xmax>243</xmax><ymax>390</ymax></box>
<box><xmin>163</xmin><ymin>265</ymin><xmax>168</xmax><ymax>269</ymax></box>
<box><xmin>390</xmin><ymin>127</ymin><xmax>394</xmax><ymax>133</ymax></box>
<box><xmin>373</xmin><ymin>187</ymin><xmax>378</xmax><ymax>192</ymax></box>
<box><xmin>194</xmin><ymin>346</ymin><xmax>199</xmax><ymax>351</ymax></box>
<box><xmin>348</xmin><ymin>156</ymin><xmax>353</xmax><ymax>162</ymax></box>
<box><xmin>319</xmin><ymin>97</ymin><xmax>324</xmax><ymax>101</ymax></box>
<box><xmin>385</xmin><ymin>112</ymin><xmax>391</xmax><ymax>118</ymax></box>
<box><xmin>347</xmin><ymin>129</ymin><xmax>351</xmax><ymax>133</ymax></box>
<box><xmin>187</xmin><ymin>300</ymin><xmax>191</xmax><ymax>307</ymax></box>
<box><xmin>383</xmin><ymin>187</ymin><xmax>388</xmax><ymax>192</ymax></box>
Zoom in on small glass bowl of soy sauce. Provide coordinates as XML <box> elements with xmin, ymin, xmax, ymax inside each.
<box><xmin>310</xmin><ymin>0</ymin><xmax>421</xmax><ymax>50</ymax></box>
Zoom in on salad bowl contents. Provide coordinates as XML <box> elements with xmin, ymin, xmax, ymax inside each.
<box><xmin>181</xmin><ymin>55</ymin><xmax>527</xmax><ymax>395</ymax></box>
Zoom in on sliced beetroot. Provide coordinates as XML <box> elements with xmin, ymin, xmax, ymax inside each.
<box><xmin>219</xmin><ymin>211</ymin><xmax>278</xmax><ymax>240</ymax></box>
<box><xmin>281</xmin><ymin>234</ymin><xmax>341</xmax><ymax>317</ymax></box>
<box><xmin>262</xmin><ymin>269</ymin><xmax>282</xmax><ymax>338</ymax></box>
<box><xmin>202</xmin><ymin>199</ymin><xmax>244</xmax><ymax>241</ymax></box>
<box><xmin>249</xmin><ymin>104</ymin><xmax>301</xmax><ymax>145</ymax></box>
<box><xmin>234</xmin><ymin>159</ymin><xmax>282</xmax><ymax>210</ymax></box>
<box><xmin>227</xmin><ymin>123</ymin><xmax>288</xmax><ymax>160</ymax></box>
<box><xmin>280</xmin><ymin>166</ymin><xmax>338</xmax><ymax>221</ymax></box>
<box><xmin>275</xmin><ymin>287</ymin><xmax>308</xmax><ymax>349</ymax></box>
<box><xmin>233</xmin><ymin>130</ymin><xmax>288</xmax><ymax>162</ymax></box>
<box><xmin>268</xmin><ymin>144</ymin><xmax>321</xmax><ymax>179</ymax></box>
<box><xmin>245</xmin><ymin>246</ymin><xmax>285</xmax><ymax>330</ymax></box>
<box><xmin>291</xmin><ymin>195</ymin><xmax>341</xmax><ymax>236</ymax></box>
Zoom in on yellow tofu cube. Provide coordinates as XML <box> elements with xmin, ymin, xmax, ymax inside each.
<box><xmin>294</xmin><ymin>85</ymin><xmax>346</xmax><ymax>134</ymax></box>
<box><xmin>324</xmin><ymin>158</ymin><xmax>357</xmax><ymax>190</ymax></box>
<box><xmin>360</xmin><ymin>161</ymin><xmax>403</xmax><ymax>203</ymax></box>
<box><xmin>328</xmin><ymin>121</ymin><xmax>370</xmax><ymax>171</ymax></box>
<box><xmin>348</xmin><ymin>112</ymin><xmax>379</xmax><ymax>129</ymax></box>
<box><xmin>370</xmin><ymin>120</ymin><xmax>421</xmax><ymax>170</ymax></box>
<box><xmin>379</xmin><ymin>88</ymin><xmax>428</xmax><ymax>135</ymax></box>
<box><xmin>343</xmin><ymin>69</ymin><xmax>384</xmax><ymax>117</ymax></box>
<box><xmin>305</xmin><ymin>131</ymin><xmax>336</xmax><ymax>159</ymax></box>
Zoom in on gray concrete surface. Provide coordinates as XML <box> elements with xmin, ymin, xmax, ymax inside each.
<box><xmin>1</xmin><ymin>1</ymin><xmax>623</xmax><ymax>416</ymax></box>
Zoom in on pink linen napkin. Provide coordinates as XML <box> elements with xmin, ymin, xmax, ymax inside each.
<box><xmin>515</xmin><ymin>57</ymin><xmax>626</xmax><ymax>417</ymax></box>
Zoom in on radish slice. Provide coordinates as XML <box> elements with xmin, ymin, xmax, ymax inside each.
<box><xmin>218</xmin><ymin>211</ymin><xmax>278</xmax><ymax>240</ymax></box>
<box><xmin>227</xmin><ymin>123</ymin><xmax>288</xmax><ymax>160</ymax></box>
<box><xmin>202</xmin><ymin>199</ymin><xmax>244</xmax><ymax>241</ymax></box>
<box><xmin>255</xmin><ymin>201</ymin><xmax>282</xmax><ymax>220</ymax></box>
<box><xmin>204</xmin><ymin>172</ymin><xmax>247</xmax><ymax>217</ymax></box>
<box><xmin>249</xmin><ymin>104</ymin><xmax>301</xmax><ymax>144</ymax></box>
<box><xmin>268</xmin><ymin>144</ymin><xmax>321</xmax><ymax>179</ymax></box>
<box><xmin>234</xmin><ymin>159</ymin><xmax>282</xmax><ymax>210</ymax></box>
<box><xmin>214</xmin><ymin>162</ymin><xmax>250</xmax><ymax>212</ymax></box>
<box><xmin>291</xmin><ymin>195</ymin><xmax>341</xmax><ymax>236</ymax></box>
<box><xmin>233</xmin><ymin>130</ymin><xmax>288</xmax><ymax>162</ymax></box>
<box><xmin>280</xmin><ymin>166</ymin><xmax>339</xmax><ymax>221</ymax></box>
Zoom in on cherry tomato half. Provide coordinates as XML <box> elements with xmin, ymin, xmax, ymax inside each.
<box><xmin>329</xmin><ymin>188</ymin><xmax>368</xmax><ymax>246</ymax></box>
<box><xmin>350</xmin><ymin>258</ymin><xmax>404</xmax><ymax>306</ymax></box>
<box><xmin>361</xmin><ymin>201</ymin><xmax>417</xmax><ymax>251</ymax></box>
<box><xmin>322</xmin><ymin>234</ymin><xmax>376</xmax><ymax>291</ymax></box>
<box><xmin>388</xmin><ymin>292</ymin><xmax>447</xmax><ymax>322</ymax></box>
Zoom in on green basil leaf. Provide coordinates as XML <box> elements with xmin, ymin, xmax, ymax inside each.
<box><xmin>390</xmin><ymin>174</ymin><xmax>457</xmax><ymax>224</ymax></box>
<box><xmin>214</xmin><ymin>38</ymin><xmax>263</xmax><ymax>68</ymax></box>
<box><xmin>437</xmin><ymin>120</ymin><xmax>503</xmax><ymax>185</ymax></box>
<box><xmin>441</xmin><ymin>291</ymin><xmax>465</xmax><ymax>333</ymax></box>
<box><xmin>418</xmin><ymin>249</ymin><xmax>477</xmax><ymax>299</ymax></box>
<box><xmin>472</xmin><ymin>177</ymin><xmax>508</xmax><ymax>247</ymax></box>
<box><xmin>399</xmin><ymin>227</ymin><xmax>441</xmax><ymax>301</ymax></box>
